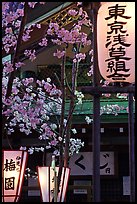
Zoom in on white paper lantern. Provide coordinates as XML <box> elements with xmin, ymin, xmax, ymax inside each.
<box><xmin>97</xmin><ymin>2</ymin><xmax>135</xmax><ymax>83</ymax></box>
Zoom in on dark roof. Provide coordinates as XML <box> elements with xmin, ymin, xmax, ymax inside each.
<box><xmin>26</xmin><ymin>2</ymin><xmax>72</xmax><ymax>24</ymax></box>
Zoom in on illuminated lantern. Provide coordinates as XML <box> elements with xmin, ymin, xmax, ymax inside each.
<box><xmin>97</xmin><ymin>2</ymin><xmax>135</xmax><ymax>83</ymax></box>
<box><xmin>37</xmin><ymin>166</ymin><xmax>70</xmax><ymax>202</ymax></box>
<box><xmin>2</xmin><ymin>150</ymin><xmax>28</xmax><ymax>202</ymax></box>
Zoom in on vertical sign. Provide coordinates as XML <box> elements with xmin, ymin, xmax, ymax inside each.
<box><xmin>97</xmin><ymin>2</ymin><xmax>135</xmax><ymax>83</ymax></box>
<box><xmin>2</xmin><ymin>150</ymin><xmax>28</xmax><ymax>202</ymax></box>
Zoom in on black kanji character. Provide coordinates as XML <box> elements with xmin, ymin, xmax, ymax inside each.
<box><xmin>105</xmin><ymin>4</ymin><xmax>131</xmax><ymax>20</ymax></box>
<box><xmin>5</xmin><ymin>177</ymin><xmax>15</xmax><ymax>190</ymax></box>
<box><xmin>3</xmin><ymin>159</ymin><xmax>16</xmax><ymax>171</ymax></box>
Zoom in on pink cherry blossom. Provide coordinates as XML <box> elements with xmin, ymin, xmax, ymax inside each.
<box><xmin>24</xmin><ymin>49</ymin><xmax>36</xmax><ymax>61</ymax></box>
<box><xmin>68</xmin><ymin>9</ymin><xmax>78</xmax><ymax>16</ymax></box>
<box><xmin>2</xmin><ymin>2</ymin><xmax>94</xmax><ymax>159</ymax></box>
<box><xmin>39</xmin><ymin>37</ymin><xmax>48</xmax><ymax>46</ymax></box>
<box><xmin>28</xmin><ymin>2</ymin><xmax>38</xmax><ymax>8</ymax></box>
<box><xmin>53</xmin><ymin>49</ymin><xmax>65</xmax><ymax>59</ymax></box>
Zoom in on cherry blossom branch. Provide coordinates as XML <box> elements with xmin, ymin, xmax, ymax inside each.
<box><xmin>2</xmin><ymin>2</ymin><xmax>29</xmax><ymax>147</ymax></box>
<box><xmin>5</xmin><ymin>2</ymin><xmax>29</xmax><ymax>99</ymax></box>
<box><xmin>64</xmin><ymin>44</ymin><xmax>81</xmax><ymax>167</ymax></box>
<box><xmin>14</xmin><ymin>89</ymin><xmax>61</xmax><ymax>136</ymax></box>
<box><xmin>57</xmin><ymin>48</ymin><xmax>66</xmax><ymax>195</ymax></box>
<box><xmin>65</xmin><ymin>73</ymin><xmax>72</xmax><ymax>94</ymax></box>
<box><xmin>58</xmin><ymin>48</ymin><xmax>66</xmax><ymax>166</ymax></box>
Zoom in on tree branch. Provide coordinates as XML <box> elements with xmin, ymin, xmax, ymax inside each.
<box><xmin>64</xmin><ymin>43</ymin><xmax>81</xmax><ymax>167</ymax></box>
<box><xmin>6</xmin><ymin>2</ymin><xmax>29</xmax><ymax>99</ymax></box>
<box><xmin>57</xmin><ymin>48</ymin><xmax>66</xmax><ymax>196</ymax></box>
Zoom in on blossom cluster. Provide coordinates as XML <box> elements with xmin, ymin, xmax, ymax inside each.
<box><xmin>100</xmin><ymin>104</ymin><xmax>128</xmax><ymax>116</ymax></box>
<box><xmin>20</xmin><ymin>146</ymin><xmax>45</xmax><ymax>154</ymax></box>
<box><xmin>20</xmin><ymin>137</ymin><xmax>84</xmax><ymax>157</ymax></box>
<box><xmin>2</xmin><ymin>2</ymin><xmax>45</xmax><ymax>54</ymax></box>
<box><xmin>85</xmin><ymin>116</ymin><xmax>93</xmax><ymax>124</ymax></box>
<box><xmin>69</xmin><ymin>138</ymin><xmax>84</xmax><ymax>156</ymax></box>
<box><xmin>75</xmin><ymin>90</ymin><xmax>84</xmax><ymax>105</ymax></box>
<box><xmin>25</xmin><ymin>167</ymin><xmax>38</xmax><ymax>179</ymax></box>
<box><xmin>2</xmin><ymin>2</ymin><xmax>93</xmax><ymax>162</ymax></box>
<box><xmin>2</xmin><ymin>77</ymin><xmax>62</xmax><ymax>141</ymax></box>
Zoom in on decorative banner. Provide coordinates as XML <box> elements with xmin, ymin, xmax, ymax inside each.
<box><xmin>37</xmin><ymin>166</ymin><xmax>70</xmax><ymax>202</ymax></box>
<box><xmin>97</xmin><ymin>2</ymin><xmax>135</xmax><ymax>83</ymax></box>
<box><xmin>2</xmin><ymin>150</ymin><xmax>28</xmax><ymax>202</ymax></box>
<box><xmin>69</xmin><ymin>151</ymin><xmax>115</xmax><ymax>175</ymax></box>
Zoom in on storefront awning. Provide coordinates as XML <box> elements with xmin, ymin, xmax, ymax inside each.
<box><xmin>65</xmin><ymin>99</ymin><xmax>135</xmax><ymax>124</ymax></box>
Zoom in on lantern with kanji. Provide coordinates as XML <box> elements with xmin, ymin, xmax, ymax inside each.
<box><xmin>2</xmin><ymin>150</ymin><xmax>28</xmax><ymax>202</ymax></box>
<box><xmin>97</xmin><ymin>2</ymin><xmax>135</xmax><ymax>83</ymax></box>
<box><xmin>37</xmin><ymin>155</ymin><xmax>70</xmax><ymax>202</ymax></box>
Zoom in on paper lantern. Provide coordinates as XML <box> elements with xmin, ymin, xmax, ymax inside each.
<box><xmin>37</xmin><ymin>166</ymin><xmax>70</xmax><ymax>202</ymax></box>
<box><xmin>97</xmin><ymin>2</ymin><xmax>135</xmax><ymax>83</ymax></box>
<box><xmin>2</xmin><ymin>150</ymin><xmax>28</xmax><ymax>202</ymax></box>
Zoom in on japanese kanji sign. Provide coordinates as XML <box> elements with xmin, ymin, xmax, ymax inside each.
<box><xmin>97</xmin><ymin>2</ymin><xmax>135</xmax><ymax>83</ymax></box>
<box><xmin>69</xmin><ymin>152</ymin><xmax>115</xmax><ymax>175</ymax></box>
<box><xmin>2</xmin><ymin>150</ymin><xmax>28</xmax><ymax>202</ymax></box>
<box><xmin>37</xmin><ymin>166</ymin><xmax>70</xmax><ymax>202</ymax></box>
